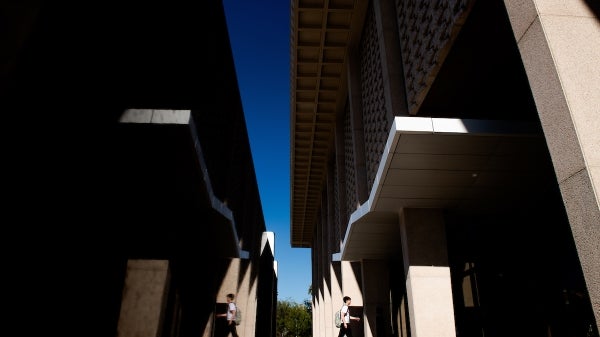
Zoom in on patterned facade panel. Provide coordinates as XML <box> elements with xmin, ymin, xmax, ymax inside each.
<box><xmin>360</xmin><ymin>3</ymin><xmax>390</xmax><ymax>190</ymax></box>
<box><xmin>327</xmin><ymin>166</ymin><xmax>336</xmax><ymax>256</ymax></box>
<box><xmin>333</xmin><ymin>156</ymin><xmax>341</xmax><ymax>250</ymax></box>
<box><xmin>321</xmin><ymin>194</ymin><xmax>328</xmax><ymax>268</ymax></box>
<box><xmin>396</xmin><ymin>0</ymin><xmax>474</xmax><ymax>114</ymax></box>
<box><xmin>343</xmin><ymin>103</ymin><xmax>357</xmax><ymax>235</ymax></box>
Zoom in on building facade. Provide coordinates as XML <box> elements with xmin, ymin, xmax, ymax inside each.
<box><xmin>2</xmin><ymin>2</ymin><xmax>276</xmax><ymax>337</ymax></box>
<box><xmin>290</xmin><ymin>0</ymin><xmax>599</xmax><ymax>336</ymax></box>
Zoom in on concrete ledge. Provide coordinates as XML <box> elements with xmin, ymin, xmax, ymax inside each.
<box><xmin>119</xmin><ymin>109</ymin><xmax>191</xmax><ymax>124</ymax></box>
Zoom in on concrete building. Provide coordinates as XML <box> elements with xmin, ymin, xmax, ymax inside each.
<box><xmin>2</xmin><ymin>2</ymin><xmax>276</xmax><ymax>337</ymax></box>
<box><xmin>290</xmin><ymin>0</ymin><xmax>599</xmax><ymax>337</ymax></box>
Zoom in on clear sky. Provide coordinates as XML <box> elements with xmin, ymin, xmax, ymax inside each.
<box><xmin>223</xmin><ymin>0</ymin><xmax>312</xmax><ymax>304</ymax></box>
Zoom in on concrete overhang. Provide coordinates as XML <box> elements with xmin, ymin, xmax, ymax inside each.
<box><xmin>117</xmin><ymin>109</ymin><xmax>241</xmax><ymax>258</ymax></box>
<box><xmin>340</xmin><ymin>116</ymin><xmax>552</xmax><ymax>261</ymax></box>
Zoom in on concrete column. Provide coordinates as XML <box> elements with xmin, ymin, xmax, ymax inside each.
<box><xmin>319</xmin><ymin>287</ymin><xmax>326</xmax><ymax>337</ymax></box>
<box><xmin>324</xmin><ymin>280</ymin><xmax>334</xmax><ymax>337</ymax></box>
<box><xmin>117</xmin><ymin>259</ymin><xmax>170</xmax><ymax>337</ymax></box>
<box><xmin>406</xmin><ymin>267</ymin><xmax>455</xmax><ymax>337</ymax></box>
<box><xmin>238</xmin><ymin>258</ymin><xmax>254</xmax><ymax>337</ymax></box>
<box><xmin>216</xmin><ymin>258</ymin><xmax>245</xmax><ymax>337</ymax></box>
<box><xmin>503</xmin><ymin>0</ymin><xmax>600</xmax><ymax>325</ymax></box>
<box><xmin>399</xmin><ymin>208</ymin><xmax>455</xmax><ymax>337</ymax></box>
<box><xmin>216</xmin><ymin>257</ymin><xmax>241</xmax><ymax>301</ymax></box>
<box><xmin>258</xmin><ymin>232</ymin><xmax>276</xmax><ymax>337</ymax></box>
<box><xmin>324</xmin><ymin>175</ymin><xmax>336</xmax><ymax>337</ymax></box>
<box><xmin>341</xmin><ymin>260</ymin><xmax>364</xmax><ymax>337</ymax></box>
<box><xmin>316</xmin><ymin>218</ymin><xmax>326</xmax><ymax>337</ymax></box>
<box><xmin>341</xmin><ymin>261</ymin><xmax>364</xmax><ymax>307</ymax></box>
<box><xmin>331</xmin><ymin>261</ymin><xmax>343</xmax><ymax>337</ymax></box>
<box><xmin>215</xmin><ymin>257</ymin><xmax>258</xmax><ymax>337</ymax></box>
<box><xmin>362</xmin><ymin>260</ymin><xmax>391</xmax><ymax>337</ymax></box>
<box><xmin>313</xmin><ymin>298</ymin><xmax>320</xmax><ymax>337</ymax></box>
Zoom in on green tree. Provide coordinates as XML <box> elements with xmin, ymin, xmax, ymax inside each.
<box><xmin>276</xmin><ymin>299</ymin><xmax>312</xmax><ymax>337</ymax></box>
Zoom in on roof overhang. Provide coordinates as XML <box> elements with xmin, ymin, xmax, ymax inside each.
<box><xmin>340</xmin><ymin>116</ymin><xmax>552</xmax><ymax>261</ymax></box>
<box><xmin>116</xmin><ymin>109</ymin><xmax>241</xmax><ymax>259</ymax></box>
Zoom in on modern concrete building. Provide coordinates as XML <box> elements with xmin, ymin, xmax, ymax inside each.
<box><xmin>290</xmin><ymin>1</ymin><xmax>599</xmax><ymax>337</ymax></box>
<box><xmin>2</xmin><ymin>2</ymin><xmax>276</xmax><ymax>337</ymax></box>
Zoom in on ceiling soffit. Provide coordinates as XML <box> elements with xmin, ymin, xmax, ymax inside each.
<box><xmin>291</xmin><ymin>0</ymin><xmax>367</xmax><ymax>248</ymax></box>
<box><xmin>340</xmin><ymin>117</ymin><xmax>552</xmax><ymax>261</ymax></box>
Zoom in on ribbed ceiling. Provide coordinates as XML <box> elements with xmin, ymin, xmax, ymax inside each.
<box><xmin>290</xmin><ymin>0</ymin><xmax>365</xmax><ymax>247</ymax></box>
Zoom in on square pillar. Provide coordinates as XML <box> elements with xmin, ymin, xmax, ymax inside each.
<box><xmin>117</xmin><ymin>259</ymin><xmax>170</xmax><ymax>337</ymax></box>
<box><xmin>341</xmin><ymin>261</ymin><xmax>364</xmax><ymax>306</ymax></box>
<box><xmin>399</xmin><ymin>208</ymin><xmax>456</xmax><ymax>337</ymax></box>
<box><xmin>406</xmin><ymin>267</ymin><xmax>455</xmax><ymax>337</ymax></box>
<box><xmin>362</xmin><ymin>260</ymin><xmax>391</xmax><ymax>337</ymax></box>
<box><xmin>330</xmin><ymin>261</ymin><xmax>343</xmax><ymax>337</ymax></box>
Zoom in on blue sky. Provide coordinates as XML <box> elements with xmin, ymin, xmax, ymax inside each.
<box><xmin>223</xmin><ymin>0</ymin><xmax>312</xmax><ymax>304</ymax></box>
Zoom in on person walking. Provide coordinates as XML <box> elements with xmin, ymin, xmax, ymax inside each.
<box><xmin>217</xmin><ymin>293</ymin><xmax>239</xmax><ymax>337</ymax></box>
<box><xmin>338</xmin><ymin>296</ymin><xmax>360</xmax><ymax>337</ymax></box>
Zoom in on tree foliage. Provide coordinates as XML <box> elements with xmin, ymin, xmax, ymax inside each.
<box><xmin>276</xmin><ymin>299</ymin><xmax>312</xmax><ymax>337</ymax></box>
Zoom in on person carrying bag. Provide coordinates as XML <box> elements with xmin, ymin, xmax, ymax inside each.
<box><xmin>217</xmin><ymin>293</ymin><xmax>240</xmax><ymax>337</ymax></box>
<box><xmin>338</xmin><ymin>295</ymin><xmax>360</xmax><ymax>337</ymax></box>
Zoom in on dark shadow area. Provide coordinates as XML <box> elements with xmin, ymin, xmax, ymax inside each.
<box><xmin>420</xmin><ymin>0</ymin><xmax>539</xmax><ymax>124</ymax></box>
<box><xmin>584</xmin><ymin>0</ymin><xmax>600</xmax><ymax>19</ymax></box>
<box><xmin>2</xmin><ymin>2</ymin><xmax>272</xmax><ymax>337</ymax></box>
<box><xmin>446</xmin><ymin>183</ymin><xmax>598</xmax><ymax>337</ymax></box>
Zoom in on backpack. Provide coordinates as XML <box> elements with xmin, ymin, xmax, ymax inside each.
<box><xmin>234</xmin><ymin>305</ymin><xmax>242</xmax><ymax>325</ymax></box>
<box><xmin>334</xmin><ymin>309</ymin><xmax>342</xmax><ymax>328</ymax></box>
